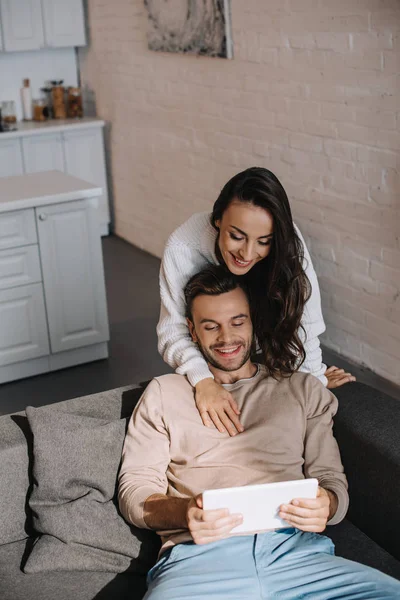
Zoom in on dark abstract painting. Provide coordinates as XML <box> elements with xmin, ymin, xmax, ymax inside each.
<box><xmin>144</xmin><ymin>0</ymin><xmax>233</xmax><ymax>59</ymax></box>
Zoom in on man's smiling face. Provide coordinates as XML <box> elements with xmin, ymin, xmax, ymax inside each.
<box><xmin>187</xmin><ymin>287</ymin><xmax>253</xmax><ymax>373</ymax></box>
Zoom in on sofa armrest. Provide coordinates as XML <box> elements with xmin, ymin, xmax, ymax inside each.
<box><xmin>334</xmin><ymin>382</ymin><xmax>400</xmax><ymax>561</ymax></box>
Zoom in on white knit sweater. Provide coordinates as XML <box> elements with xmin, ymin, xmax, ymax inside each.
<box><xmin>157</xmin><ymin>212</ymin><xmax>327</xmax><ymax>387</ymax></box>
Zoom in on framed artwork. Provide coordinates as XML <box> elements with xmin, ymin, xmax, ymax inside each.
<box><xmin>144</xmin><ymin>0</ymin><xmax>233</xmax><ymax>59</ymax></box>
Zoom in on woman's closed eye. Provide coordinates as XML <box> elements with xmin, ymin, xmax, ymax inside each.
<box><xmin>229</xmin><ymin>232</ymin><xmax>244</xmax><ymax>241</ymax></box>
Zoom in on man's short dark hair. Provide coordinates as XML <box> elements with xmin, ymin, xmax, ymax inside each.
<box><xmin>184</xmin><ymin>265</ymin><xmax>248</xmax><ymax>321</ymax></box>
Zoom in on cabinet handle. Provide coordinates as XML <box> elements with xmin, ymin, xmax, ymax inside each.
<box><xmin>38</xmin><ymin>213</ymin><xmax>47</xmax><ymax>221</ymax></box>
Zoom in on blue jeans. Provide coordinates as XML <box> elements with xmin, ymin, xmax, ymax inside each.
<box><xmin>144</xmin><ymin>528</ymin><xmax>400</xmax><ymax>599</ymax></box>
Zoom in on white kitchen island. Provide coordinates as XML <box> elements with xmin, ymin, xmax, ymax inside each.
<box><xmin>0</xmin><ymin>171</ymin><xmax>110</xmax><ymax>384</ymax></box>
<box><xmin>0</xmin><ymin>118</ymin><xmax>110</xmax><ymax>235</ymax></box>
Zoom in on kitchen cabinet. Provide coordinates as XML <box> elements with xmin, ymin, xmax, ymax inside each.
<box><xmin>63</xmin><ymin>128</ymin><xmax>109</xmax><ymax>230</ymax></box>
<box><xmin>0</xmin><ymin>0</ymin><xmax>86</xmax><ymax>52</ymax></box>
<box><xmin>0</xmin><ymin>283</ymin><xmax>49</xmax><ymax>366</ymax></box>
<box><xmin>0</xmin><ymin>171</ymin><xmax>109</xmax><ymax>384</ymax></box>
<box><xmin>41</xmin><ymin>0</ymin><xmax>86</xmax><ymax>48</ymax></box>
<box><xmin>0</xmin><ymin>245</ymin><xmax>42</xmax><ymax>290</ymax></box>
<box><xmin>22</xmin><ymin>133</ymin><xmax>64</xmax><ymax>174</ymax></box>
<box><xmin>37</xmin><ymin>199</ymin><xmax>109</xmax><ymax>353</ymax></box>
<box><xmin>0</xmin><ymin>120</ymin><xmax>110</xmax><ymax>235</ymax></box>
<box><xmin>0</xmin><ymin>139</ymin><xmax>24</xmax><ymax>178</ymax></box>
<box><xmin>0</xmin><ymin>0</ymin><xmax>45</xmax><ymax>52</ymax></box>
<box><xmin>0</xmin><ymin>208</ymin><xmax>37</xmax><ymax>250</ymax></box>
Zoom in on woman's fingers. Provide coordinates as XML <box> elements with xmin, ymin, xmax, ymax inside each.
<box><xmin>204</xmin><ymin>406</ymin><xmax>244</xmax><ymax>436</ymax></box>
<box><xmin>199</xmin><ymin>410</ymin><xmax>214</xmax><ymax>429</ymax></box>
<box><xmin>220</xmin><ymin>405</ymin><xmax>244</xmax><ymax>435</ymax></box>
<box><xmin>228</xmin><ymin>395</ymin><xmax>241</xmax><ymax>416</ymax></box>
<box><xmin>326</xmin><ymin>365</ymin><xmax>356</xmax><ymax>389</ymax></box>
<box><xmin>194</xmin><ymin>382</ymin><xmax>245</xmax><ymax>433</ymax></box>
<box><xmin>209</xmin><ymin>409</ymin><xmax>228</xmax><ymax>434</ymax></box>
<box><xmin>327</xmin><ymin>373</ymin><xmax>356</xmax><ymax>389</ymax></box>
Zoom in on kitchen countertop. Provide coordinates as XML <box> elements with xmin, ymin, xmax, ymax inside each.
<box><xmin>0</xmin><ymin>170</ymin><xmax>102</xmax><ymax>213</ymax></box>
<box><xmin>0</xmin><ymin>117</ymin><xmax>105</xmax><ymax>140</ymax></box>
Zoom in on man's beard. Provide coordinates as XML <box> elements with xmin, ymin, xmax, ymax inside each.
<box><xmin>196</xmin><ymin>338</ymin><xmax>252</xmax><ymax>372</ymax></box>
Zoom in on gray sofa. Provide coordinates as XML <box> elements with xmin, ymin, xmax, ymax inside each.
<box><xmin>1</xmin><ymin>381</ymin><xmax>400</xmax><ymax>600</ymax></box>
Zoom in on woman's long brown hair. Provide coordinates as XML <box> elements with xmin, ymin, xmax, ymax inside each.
<box><xmin>212</xmin><ymin>167</ymin><xmax>311</xmax><ymax>378</ymax></box>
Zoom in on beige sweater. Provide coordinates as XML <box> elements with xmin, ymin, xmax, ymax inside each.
<box><xmin>118</xmin><ymin>366</ymin><xmax>348</xmax><ymax>551</ymax></box>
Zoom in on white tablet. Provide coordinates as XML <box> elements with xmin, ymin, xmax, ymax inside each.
<box><xmin>202</xmin><ymin>478</ymin><xmax>318</xmax><ymax>534</ymax></box>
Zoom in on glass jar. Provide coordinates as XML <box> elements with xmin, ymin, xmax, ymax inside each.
<box><xmin>67</xmin><ymin>87</ymin><xmax>83</xmax><ymax>119</ymax></box>
<box><xmin>33</xmin><ymin>98</ymin><xmax>48</xmax><ymax>122</ymax></box>
<box><xmin>1</xmin><ymin>101</ymin><xmax>17</xmax><ymax>131</ymax></box>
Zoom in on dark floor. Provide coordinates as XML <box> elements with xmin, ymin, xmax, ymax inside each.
<box><xmin>0</xmin><ymin>235</ymin><xmax>398</xmax><ymax>415</ymax></box>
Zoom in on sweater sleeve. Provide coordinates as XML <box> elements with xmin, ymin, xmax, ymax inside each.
<box><xmin>303</xmin><ymin>376</ymin><xmax>349</xmax><ymax>526</ymax></box>
<box><xmin>294</xmin><ymin>224</ymin><xmax>328</xmax><ymax>386</ymax></box>
<box><xmin>157</xmin><ymin>241</ymin><xmax>214</xmax><ymax>387</ymax></box>
<box><xmin>118</xmin><ymin>379</ymin><xmax>171</xmax><ymax>529</ymax></box>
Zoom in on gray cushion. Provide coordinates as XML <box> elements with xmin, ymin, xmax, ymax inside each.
<box><xmin>0</xmin><ymin>539</ymin><xmax>147</xmax><ymax>600</ymax></box>
<box><xmin>24</xmin><ymin>406</ymin><xmax>159</xmax><ymax>574</ymax></box>
<box><xmin>0</xmin><ymin>385</ymin><xmax>146</xmax><ymax>547</ymax></box>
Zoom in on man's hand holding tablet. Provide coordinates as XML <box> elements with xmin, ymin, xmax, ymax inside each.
<box><xmin>279</xmin><ymin>486</ymin><xmax>338</xmax><ymax>533</ymax></box>
<box><xmin>198</xmin><ymin>479</ymin><xmax>335</xmax><ymax>542</ymax></box>
<box><xmin>186</xmin><ymin>495</ymin><xmax>244</xmax><ymax>546</ymax></box>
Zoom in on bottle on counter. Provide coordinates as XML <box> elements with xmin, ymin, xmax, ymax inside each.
<box><xmin>21</xmin><ymin>78</ymin><xmax>33</xmax><ymax>120</ymax></box>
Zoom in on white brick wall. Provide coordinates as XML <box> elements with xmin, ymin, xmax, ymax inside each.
<box><xmin>80</xmin><ymin>0</ymin><xmax>400</xmax><ymax>385</ymax></box>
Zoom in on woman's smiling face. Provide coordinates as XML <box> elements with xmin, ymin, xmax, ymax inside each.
<box><xmin>216</xmin><ymin>200</ymin><xmax>274</xmax><ymax>275</ymax></box>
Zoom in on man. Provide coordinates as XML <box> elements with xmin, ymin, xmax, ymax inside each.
<box><xmin>119</xmin><ymin>266</ymin><xmax>400</xmax><ymax>599</ymax></box>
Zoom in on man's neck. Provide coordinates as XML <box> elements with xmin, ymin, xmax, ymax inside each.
<box><xmin>210</xmin><ymin>361</ymin><xmax>258</xmax><ymax>385</ymax></box>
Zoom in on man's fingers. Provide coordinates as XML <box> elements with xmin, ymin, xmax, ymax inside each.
<box><xmin>281</xmin><ymin>504</ymin><xmax>327</xmax><ymax>519</ymax></box>
<box><xmin>193</xmin><ymin>515</ymin><xmax>242</xmax><ymax>534</ymax></box>
<box><xmin>191</xmin><ymin>513</ymin><xmax>242</xmax><ymax>534</ymax></box>
<box><xmin>279</xmin><ymin>512</ymin><xmax>322</xmax><ymax>527</ymax></box>
<box><xmin>196</xmin><ymin>507</ymin><xmax>229</xmax><ymax>522</ymax></box>
<box><xmin>288</xmin><ymin>497</ymin><xmax>329</xmax><ymax>509</ymax></box>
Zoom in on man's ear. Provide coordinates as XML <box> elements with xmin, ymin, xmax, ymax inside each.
<box><xmin>187</xmin><ymin>318</ymin><xmax>197</xmax><ymax>343</ymax></box>
<box><xmin>214</xmin><ymin>219</ymin><xmax>220</xmax><ymax>230</ymax></box>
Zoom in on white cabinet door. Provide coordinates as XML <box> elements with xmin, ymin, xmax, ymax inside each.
<box><xmin>0</xmin><ymin>139</ymin><xmax>24</xmax><ymax>177</ymax></box>
<box><xmin>22</xmin><ymin>133</ymin><xmax>64</xmax><ymax>173</ymax></box>
<box><xmin>41</xmin><ymin>0</ymin><xmax>86</xmax><ymax>48</ymax></box>
<box><xmin>0</xmin><ymin>283</ymin><xmax>49</xmax><ymax>366</ymax></box>
<box><xmin>36</xmin><ymin>199</ymin><xmax>109</xmax><ymax>354</ymax></box>
<box><xmin>63</xmin><ymin>128</ymin><xmax>109</xmax><ymax>230</ymax></box>
<box><xmin>0</xmin><ymin>0</ymin><xmax>45</xmax><ymax>52</ymax></box>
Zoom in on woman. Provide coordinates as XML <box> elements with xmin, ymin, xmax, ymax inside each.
<box><xmin>157</xmin><ymin>167</ymin><xmax>354</xmax><ymax>435</ymax></box>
